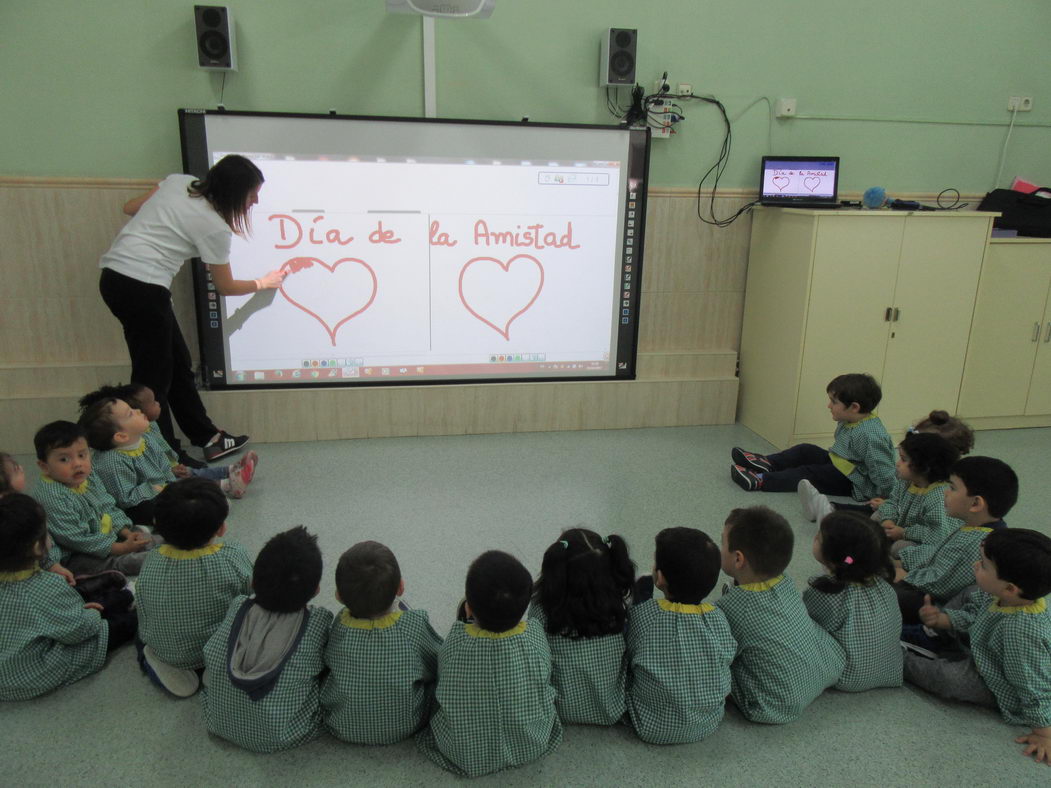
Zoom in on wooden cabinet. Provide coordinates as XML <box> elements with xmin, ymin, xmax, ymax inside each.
<box><xmin>738</xmin><ymin>208</ymin><xmax>995</xmax><ymax>449</ymax></box>
<box><xmin>958</xmin><ymin>240</ymin><xmax>1051</xmax><ymax>419</ymax></box>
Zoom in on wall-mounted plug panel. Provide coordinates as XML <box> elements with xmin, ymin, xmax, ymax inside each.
<box><xmin>1007</xmin><ymin>96</ymin><xmax>1033</xmax><ymax>111</ymax></box>
<box><xmin>775</xmin><ymin>97</ymin><xmax>797</xmax><ymax>117</ymax></box>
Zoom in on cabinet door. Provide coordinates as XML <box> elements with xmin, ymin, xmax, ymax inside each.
<box><xmin>958</xmin><ymin>244</ymin><xmax>1050</xmax><ymax>418</ymax></box>
<box><xmin>879</xmin><ymin>217</ymin><xmax>988</xmax><ymax>429</ymax></box>
<box><xmin>794</xmin><ymin>216</ymin><xmax>902</xmax><ymax>436</ymax></box>
<box><xmin>1025</xmin><ymin>291</ymin><xmax>1051</xmax><ymax>414</ymax></box>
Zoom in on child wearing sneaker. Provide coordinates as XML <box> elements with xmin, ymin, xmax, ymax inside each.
<box><xmin>905</xmin><ymin>529</ymin><xmax>1051</xmax><ymax>765</ymax></box>
<box><xmin>30</xmin><ymin>422</ymin><xmax>160</xmax><ymax>576</ymax></box>
<box><xmin>135</xmin><ymin>478</ymin><xmax>252</xmax><ymax>698</ymax></box>
<box><xmin>895</xmin><ymin>456</ymin><xmax>1016</xmax><ymax>625</ymax></box>
<box><xmin>626</xmin><ymin>527</ymin><xmax>736</xmax><ymax>743</ymax></box>
<box><xmin>322</xmin><ymin>541</ymin><xmax>443</xmax><ymax>744</ymax></box>
<box><xmin>202</xmin><ymin>526</ymin><xmax>334</xmax><ymax>752</ymax></box>
<box><xmin>716</xmin><ymin>506</ymin><xmax>845</xmax><ymax>723</ymax></box>
<box><xmin>79</xmin><ymin>384</ymin><xmax>255</xmax><ymax>499</ymax></box>
<box><xmin>731</xmin><ymin>373</ymin><xmax>896</xmax><ymax>505</ymax></box>
<box><xmin>804</xmin><ymin>511</ymin><xmax>902</xmax><ymax>692</ymax></box>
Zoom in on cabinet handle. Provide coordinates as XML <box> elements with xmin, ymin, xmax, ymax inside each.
<box><xmin>884</xmin><ymin>307</ymin><xmax>893</xmax><ymax>322</ymax></box>
<box><xmin>893</xmin><ymin>308</ymin><xmax>900</xmax><ymax>322</ymax></box>
<box><xmin>1045</xmin><ymin>322</ymin><xmax>1051</xmax><ymax>343</ymax></box>
<box><xmin>1034</xmin><ymin>322</ymin><xmax>1042</xmax><ymax>342</ymax></box>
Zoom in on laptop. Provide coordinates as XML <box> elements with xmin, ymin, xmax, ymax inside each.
<box><xmin>759</xmin><ymin>156</ymin><xmax>840</xmax><ymax>208</ymax></box>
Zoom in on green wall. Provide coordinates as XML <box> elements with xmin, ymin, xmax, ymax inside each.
<box><xmin>3</xmin><ymin>0</ymin><xmax>1049</xmax><ymax>191</ymax></box>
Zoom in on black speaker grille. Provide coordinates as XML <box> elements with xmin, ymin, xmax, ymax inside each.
<box><xmin>614</xmin><ymin>30</ymin><xmax>633</xmax><ymax>48</ymax></box>
<box><xmin>610</xmin><ymin>51</ymin><xmax>634</xmax><ymax>79</ymax></box>
<box><xmin>201</xmin><ymin>8</ymin><xmax>224</xmax><ymax>27</ymax></box>
<box><xmin>199</xmin><ymin>30</ymin><xmax>229</xmax><ymax>59</ymax></box>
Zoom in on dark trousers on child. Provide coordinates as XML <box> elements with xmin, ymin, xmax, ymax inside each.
<box><xmin>99</xmin><ymin>268</ymin><xmax>219</xmax><ymax>454</ymax></box>
<box><xmin>760</xmin><ymin>443</ymin><xmax>855</xmax><ymax>495</ymax></box>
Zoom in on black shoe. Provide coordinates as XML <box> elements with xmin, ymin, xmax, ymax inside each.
<box><xmin>203</xmin><ymin>432</ymin><xmax>249</xmax><ymax>462</ymax></box>
<box><xmin>731</xmin><ymin>464</ymin><xmax>762</xmax><ymax>491</ymax></box>
<box><xmin>900</xmin><ymin>624</ymin><xmax>949</xmax><ymax>659</ymax></box>
<box><xmin>177</xmin><ymin>451</ymin><xmax>207</xmax><ymax>470</ymax></box>
<box><xmin>731</xmin><ymin>447</ymin><xmax>773</xmax><ymax>473</ymax></box>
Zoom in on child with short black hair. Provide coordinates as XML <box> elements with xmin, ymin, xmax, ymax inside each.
<box><xmin>202</xmin><ymin>526</ymin><xmax>333</xmax><ymax>752</ymax></box>
<box><xmin>906</xmin><ymin>529</ymin><xmax>1051</xmax><ymax>765</ymax></box>
<box><xmin>716</xmin><ymin>506</ymin><xmax>845</xmax><ymax>723</ymax></box>
<box><xmin>416</xmin><ymin>550</ymin><xmax>562</xmax><ymax>777</ymax></box>
<box><xmin>879</xmin><ymin>432</ymin><xmax>961</xmax><ymax>556</ymax></box>
<box><xmin>731</xmin><ymin>373</ymin><xmax>896</xmax><ymax>504</ymax></box>
<box><xmin>804</xmin><ymin>511</ymin><xmax>902</xmax><ymax>692</ymax></box>
<box><xmin>3</xmin><ymin>450</ymin><xmax>73</xmax><ymax>583</ymax></box>
<box><xmin>0</xmin><ymin>494</ymin><xmax>129</xmax><ymax>700</ymax></box>
<box><xmin>530</xmin><ymin>528</ymin><xmax>635</xmax><ymax>726</ymax></box>
<box><xmin>135</xmin><ymin>477</ymin><xmax>252</xmax><ymax>698</ymax></box>
<box><xmin>626</xmin><ymin>526</ymin><xmax>735</xmax><ymax>743</ymax></box>
<box><xmin>31</xmin><ymin>421</ymin><xmax>158</xmax><ymax>575</ymax></box>
<box><xmin>322</xmin><ymin>540</ymin><xmax>442</xmax><ymax>744</ymax></box>
<box><xmin>897</xmin><ymin>456</ymin><xmax>1017</xmax><ymax>629</ymax></box>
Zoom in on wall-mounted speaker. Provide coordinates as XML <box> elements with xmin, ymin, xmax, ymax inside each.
<box><xmin>599</xmin><ymin>28</ymin><xmax>636</xmax><ymax>87</ymax></box>
<box><xmin>194</xmin><ymin>5</ymin><xmax>237</xmax><ymax>71</ymax></box>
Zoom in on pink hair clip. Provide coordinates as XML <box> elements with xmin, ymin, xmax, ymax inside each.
<box><xmin>843</xmin><ymin>555</ymin><xmax>854</xmax><ymax>565</ymax></box>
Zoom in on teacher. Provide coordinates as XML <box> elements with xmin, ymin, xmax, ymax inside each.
<box><xmin>99</xmin><ymin>154</ymin><xmax>285</xmax><ymax>467</ymax></box>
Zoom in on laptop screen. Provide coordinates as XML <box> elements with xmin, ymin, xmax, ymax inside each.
<box><xmin>759</xmin><ymin>156</ymin><xmax>840</xmax><ymax>207</ymax></box>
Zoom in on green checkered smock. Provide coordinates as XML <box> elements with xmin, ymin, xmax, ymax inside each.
<box><xmin>321</xmin><ymin>608</ymin><xmax>442</xmax><ymax>744</ymax></box>
<box><xmin>32</xmin><ymin>473</ymin><xmax>131</xmax><ymax>561</ymax></box>
<box><xmin>201</xmin><ymin>596</ymin><xmax>334</xmax><ymax>753</ymax></box>
<box><xmin>877</xmin><ymin>480</ymin><xmax>959</xmax><ymax>547</ymax></box>
<box><xmin>802</xmin><ymin>579</ymin><xmax>902</xmax><ymax>692</ymax></box>
<box><xmin>528</xmin><ymin>604</ymin><xmax>628</xmax><ymax>727</ymax></box>
<box><xmin>948</xmin><ymin>590</ymin><xmax>1051</xmax><ymax>728</ymax></box>
<box><xmin>828</xmin><ymin>414</ymin><xmax>897</xmax><ymax>501</ymax></box>
<box><xmin>144</xmin><ymin>423</ymin><xmax>178</xmax><ymax>465</ymax></box>
<box><xmin>415</xmin><ymin>620</ymin><xmax>562</xmax><ymax>777</ymax></box>
<box><xmin>136</xmin><ymin>541</ymin><xmax>253</xmax><ymax>669</ymax></box>
<box><xmin>625</xmin><ymin>598</ymin><xmax>735</xmax><ymax>743</ymax></box>
<box><xmin>717</xmin><ymin>575</ymin><xmax>845</xmax><ymax>723</ymax></box>
<box><xmin>0</xmin><ymin>568</ymin><xmax>107</xmax><ymax>701</ymax></box>
<box><xmin>92</xmin><ymin>437</ymin><xmax>176</xmax><ymax>511</ymax></box>
<box><xmin>901</xmin><ymin>523</ymin><xmax>1003</xmax><ymax>601</ymax></box>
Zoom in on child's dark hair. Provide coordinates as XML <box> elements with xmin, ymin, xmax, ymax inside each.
<box><xmin>34</xmin><ymin>421</ymin><xmax>87</xmax><ymax>461</ymax></box>
<box><xmin>252</xmin><ymin>526</ymin><xmax>322</xmax><ymax>613</ymax></box>
<box><xmin>653</xmin><ymin>526</ymin><xmax>721</xmax><ymax>604</ymax></box>
<box><xmin>0</xmin><ymin>453</ymin><xmax>21</xmax><ymax>495</ymax></box>
<box><xmin>913</xmin><ymin>410</ymin><xmax>974</xmax><ymax>456</ymax></box>
<box><xmin>983</xmin><ymin>529</ymin><xmax>1051</xmax><ymax>601</ymax></box>
<box><xmin>78</xmin><ymin>398</ymin><xmax>121</xmax><ymax>451</ymax></box>
<box><xmin>533</xmin><ymin>528</ymin><xmax>636</xmax><ymax>637</ymax></box>
<box><xmin>826</xmin><ymin>373</ymin><xmax>882</xmax><ymax>413</ymax></box>
<box><xmin>190</xmin><ymin>154</ymin><xmax>265</xmax><ymax>236</ymax></box>
<box><xmin>725</xmin><ymin>506</ymin><xmax>794</xmax><ymax>579</ymax></box>
<box><xmin>0</xmin><ymin>493</ymin><xmax>48</xmax><ymax>572</ymax></box>
<box><xmin>900</xmin><ymin>432</ymin><xmax>959</xmax><ymax>484</ymax></box>
<box><xmin>152</xmin><ymin>477</ymin><xmax>228</xmax><ymax>549</ymax></box>
<box><xmin>336</xmin><ymin>541</ymin><xmax>402</xmax><ymax>619</ymax></box>
<box><xmin>810</xmin><ymin>511</ymin><xmax>894</xmax><ymax>594</ymax></box>
<box><xmin>465</xmin><ymin>550</ymin><xmax>532</xmax><ymax>633</ymax></box>
<box><xmin>951</xmin><ymin>456</ymin><xmax>1019</xmax><ymax>520</ymax></box>
<box><xmin>78</xmin><ymin>384</ymin><xmax>127</xmax><ymax>414</ymax></box>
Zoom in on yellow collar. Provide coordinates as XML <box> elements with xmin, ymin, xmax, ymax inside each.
<box><xmin>989</xmin><ymin>597</ymin><xmax>1047</xmax><ymax>615</ymax></box>
<box><xmin>960</xmin><ymin>526</ymin><xmax>994</xmax><ymax>533</ymax></box>
<box><xmin>39</xmin><ymin>474</ymin><xmax>89</xmax><ymax>495</ymax></box>
<box><xmin>158</xmin><ymin>542</ymin><xmax>222</xmax><ymax>560</ymax></box>
<box><xmin>340</xmin><ymin>609</ymin><xmax>402</xmax><ymax>630</ymax></box>
<box><xmin>465</xmin><ymin>621</ymin><xmax>527</xmax><ymax>639</ymax></box>
<box><xmin>116</xmin><ymin>438</ymin><xmax>147</xmax><ymax>457</ymax></box>
<box><xmin>0</xmin><ymin>567</ymin><xmax>40</xmax><ymax>582</ymax></box>
<box><xmin>907</xmin><ymin>481</ymin><xmax>947</xmax><ymax>495</ymax></box>
<box><xmin>738</xmin><ymin>575</ymin><xmax>785</xmax><ymax>592</ymax></box>
<box><xmin>842</xmin><ymin>412</ymin><xmax>878</xmax><ymax>429</ymax></box>
<box><xmin>658</xmin><ymin>599</ymin><xmax>715</xmax><ymax>614</ymax></box>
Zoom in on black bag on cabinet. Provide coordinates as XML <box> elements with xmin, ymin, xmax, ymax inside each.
<box><xmin>977</xmin><ymin>187</ymin><xmax>1051</xmax><ymax>237</ymax></box>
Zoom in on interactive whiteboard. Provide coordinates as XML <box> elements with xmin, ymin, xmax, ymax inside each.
<box><xmin>179</xmin><ymin>110</ymin><xmax>649</xmax><ymax>389</ymax></box>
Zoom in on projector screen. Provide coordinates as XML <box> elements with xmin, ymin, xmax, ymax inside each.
<box><xmin>179</xmin><ymin>110</ymin><xmax>649</xmax><ymax>390</ymax></box>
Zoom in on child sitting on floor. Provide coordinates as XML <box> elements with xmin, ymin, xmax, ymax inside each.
<box><xmin>202</xmin><ymin>526</ymin><xmax>333</xmax><ymax>752</ymax></box>
<box><xmin>530</xmin><ymin>528</ymin><xmax>635</xmax><ymax>727</ymax></box>
<box><xmin>30</xmin><ymin>421</ymin><xmax>159</xmax><ymax>576</ymax></box>
<box><xmin>626</xmin><ymin>526</ymin><xmax>736</xmax><ymax>743</ymax></box>
<box><xmin>716</xmin><ymin>506</ymin><xmax>845</xmax><ymax>723</ymax></box>
<box><xmin>416</xmin><ymin>550</ymin><xmax>562</xmax><ymax>777</ymax></box>
<box><xmin>322</xmin><ymin>541</ymin><xmax>442</xmax><ymax>744</ymax></box>
<box><xmin>804</xmin><ymin>511</ymin><xmax>902</xmax><ymax>692</ymax></box>
<box><xmin>135</xmin><ymin>478</ymin><xmax>252</xmax><ymax>698</ymax></box>
<box><xmin>906</xmin><ymin>529</ymin><xmax>1051</xmax><ymax>765</ymax></box>
<box><xmin>0</xmin><ymin>494</ymin><xmax>133</xmax><ymax>700</ymax></box>
<box><xmin>2</xmin><ymin>451</ymin><xmax>73</xmax><ymax>583</ymax></box>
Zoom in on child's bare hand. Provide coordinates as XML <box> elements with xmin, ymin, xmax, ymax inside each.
<box><xmin>48</xmin><ymin>563</ymin><xmax>76</xmax><ymax>585</ymax></box>
<box><xmin>919</xmin><ymin>594</ymin><xmax>951</xmax><ymax>629</ymax></box>
<box><xmin>1016</xmin><ymin>731</ymin><xmax>1051</xmax><ymax>765</ymax></box>
<box><xmin>152</xmin><ymin>484</ymin><xmax>165</xmax><ymax>493</ymax></box>
<box><xmin>893</xmin><ymin>566</ymin><xmax>908</xmax><ymax>583</ymax></box>
<box><xmin>868</xmin><ymin>497</ymin><xmax>885</xmax><ymax>509</ymax></box>
<box><xmin>173</xmin><ymin>464</ymin><xmax>192</xmax><ymax>478</ymax></box>
<box><xmin>883</xmin><ymin>522</ymin><xmax>905</xmax><ymax>541</ymax></box>
<box><xmin>127</xmin><ymin>531</ymin><xmax>152</xmax><ymax>551</ymax></box>
<box><xmin>83</xmin><ymin>602</ymin><xmax>103</xmax><ymax>612</ymax></box>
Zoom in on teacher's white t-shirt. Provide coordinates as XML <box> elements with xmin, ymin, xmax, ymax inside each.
<box><xmin>100</xmin><ymin>174</ymin><xmax>232</xmax><ymax>289</ymax></box>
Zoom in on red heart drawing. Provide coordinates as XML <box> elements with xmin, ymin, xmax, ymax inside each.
<box><xmin>458</xmin><ymin>254</ymin><xmax>544</xmax><ymax>341</ymax></box>
<box><xmin>772</xmin><ymin>176</ymin><xmax>790</xmax><ymax>191</ymax></box>
<box><xmin>803</xmin><ymin>176</ymin><xmax>821</xmax><ymax>192</ymax></box>
<box><xmin>279</xmin><ymin>256</ymin><xmax>377</xmax><ymax>346</ymax></box>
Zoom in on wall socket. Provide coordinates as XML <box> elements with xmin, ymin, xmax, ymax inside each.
<box><xmin>1007</xmin><ymin>96</ymin><xmax>1033</xmax><ymax>112</ymax></box>
<box><xmin>775</xmin><ymin>97</ymin><xmax>797</xmax><ymax>118</ymax></box>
